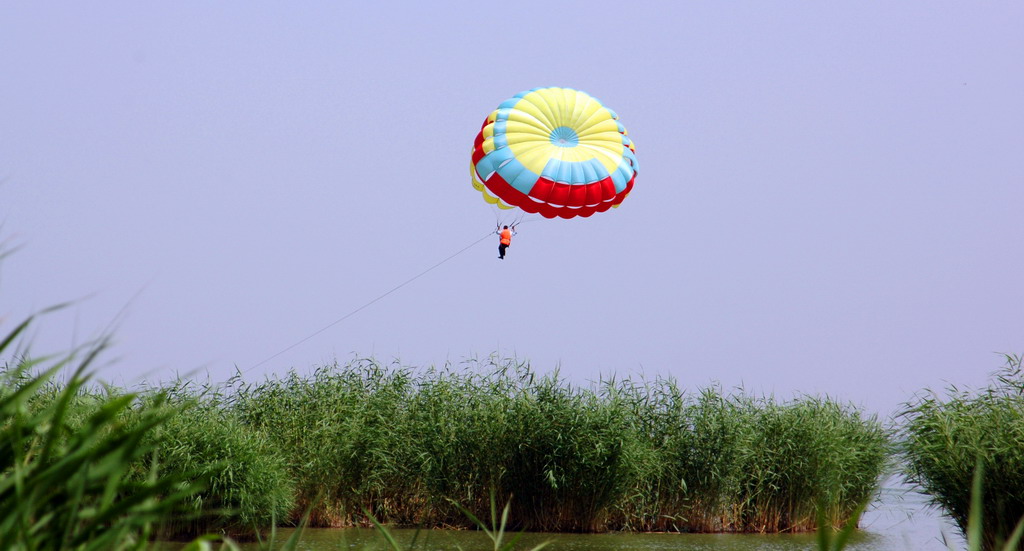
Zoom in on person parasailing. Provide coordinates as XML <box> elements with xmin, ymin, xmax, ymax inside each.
<box><xmin>496</xmin><ymin>224</ymin><xmax>517</xmax><ymax>259</ymax></box>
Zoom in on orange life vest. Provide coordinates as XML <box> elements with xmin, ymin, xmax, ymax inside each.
<box><xmin>500</xmin><ymin>229</ymin><xmax>512</xmax><ymax>245</ymax></box>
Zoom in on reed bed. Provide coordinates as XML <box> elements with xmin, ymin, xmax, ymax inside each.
<box><xmin>223</xmin><ymin>356</ymin><xmax>888</xmax><ymax>534</ymax></box>
<box><xmin>901</xmin><ymin>354</ymin><xmax>1024</xmax><ymax>550</ymax></box>
<box><xmin>4</xmin><ymin>353</ymin><xmax>890</xmax><ymax>540</ymax></box>
<box><xmin>137</xmin><ymin>379</ymin><xmax>295</xmax><ymax>540</ymax></box>
<box><xmin>605</xmin><ymin>379</ymin><xmax>888</xmax><ymax>533</ymax></box>
<box><xmin>230</xmin><ymin>362</ymin><xmax>419</xmax><ymax>527</ymax></box>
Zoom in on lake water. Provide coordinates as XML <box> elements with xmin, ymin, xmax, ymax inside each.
<box><xmin>167</xmin><ymin>486</ymin><xmax>965</xmax><ymax>550</ymax></box>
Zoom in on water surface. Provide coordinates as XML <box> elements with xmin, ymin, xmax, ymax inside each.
<box><xmin>167</xmin><ymin>486</ymin><xmax>964</xmax><ymax>550</ymax></box>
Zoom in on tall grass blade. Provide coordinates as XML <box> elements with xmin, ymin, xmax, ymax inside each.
<box><xmin>366</xmin><ymin>509</ymin><xmax>406</xmax><ymax>551</ymax></box>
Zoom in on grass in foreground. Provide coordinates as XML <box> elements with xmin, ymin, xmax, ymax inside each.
<box><xmin>0</xmin><ymin>317</ymin><xmax>200</xmax><ymax>550</ymax></box>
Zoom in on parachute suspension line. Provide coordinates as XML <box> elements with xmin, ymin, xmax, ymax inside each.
<box><xmin>492</xmin><ymin>208</ymin><xmax>537</xmax><ymax>232</ymax></box>
<box><xmin>491</xmin><ymin>205</ymin><xmax>506</xmax><ymax>231</ymax></box>
<box><xmin>244</xmin><ymin>230</ymin><xmax>495</xmax><ymax>373</ymax></box>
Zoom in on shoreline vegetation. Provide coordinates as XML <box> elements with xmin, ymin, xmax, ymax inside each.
<box><xmin>231</xmin><ymin>357</ymin><xmax>890</xmax><ymax>534</ymax></box>
<box><xmin>3</xmin><ymin>337</ymin><xmax>1024</xmax><ymax>550</ymax></box>
<box><xmin>2</xmin><ymin>304</ymin><xmax>1023</xmax><ymax>549</ymax></box>
<box><xmin>4</xmin><ymin>350</ymin><xmax>890</xmax><ymax>540</ymax></box>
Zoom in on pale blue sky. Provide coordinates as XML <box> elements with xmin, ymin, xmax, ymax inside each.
<box><xmin>2</xmin><ymin>2</ymin><xmax>1022</xmax><ymax>417</ymax></box>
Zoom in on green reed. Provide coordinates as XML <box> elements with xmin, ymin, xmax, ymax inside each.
<box><xmin>0</xmin><ymin>328</ymin><xmax>292</xmax><ymax>546</ymax></box>
<box><xmin>4</xmin><ymin>346</ymin><xmax>889</xmax><ymax>541</ymax></box>
<box><xmin>901</xmin><ymin>354</ymin><xmax>1024</xmax><ymax>550</ymax></box>
<box><xmin>137</xmin><ymin>378</ymin><xmax>295</xmax><ymax>540</ymax></box>
<box><xmin>816</xmin><ymin>464</ymin><xmax>1024</xmax><ymax>551</ymax></box>
<box><xmin>733</xmin><ymin>396</ymin><xmax>888</xmax><ymax>532</ymax></box>
<box><xmin>404</xmin><ymin>362</ymin><xmax>519</xmax><ymax>525</ymax></box>
<box><xmin>218</xmin><ymin>356</ymin><xmax>888</xmax><ymax>534</ymax></box>
<box><xmin>231</xmin><ymin>359</ymin><xmax>420</xmax><ymax>527</ymax></box>
<box><xmin>605</xmin><ymin>377</ymin><xmax>889</xmax><ymax>533</ymax></box>
<box><xmin>497</xmin><ymin>371</ymin><xmax>636</xmax><ymax>532</ymax></box>
<box><xmin>0</xmin><ymin>319</ymin><xmax>201</xmax><ymax>550</ymax></box>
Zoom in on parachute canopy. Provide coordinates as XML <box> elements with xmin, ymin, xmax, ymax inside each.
<box><xmin>471</xmin><ymin>87</ymin><xmax>638</xmax><ymax>219</ymax></box>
